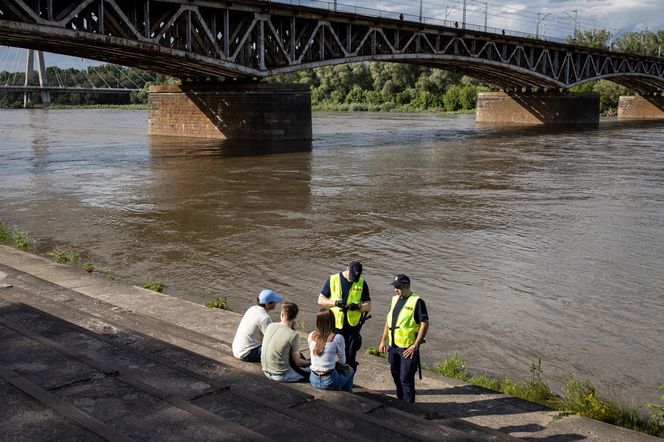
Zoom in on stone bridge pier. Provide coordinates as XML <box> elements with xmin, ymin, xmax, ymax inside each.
<box><xmin>148</xmin><ymin>82</ymin><xmax>312</xmax><ymax>140</ymax></box>
<box><xmin>618</xmin><ymin>95</ymin><xmax>664</xmax><ymax>119</ymax></box>
<box><xmin>476</xmin><ymin>92</ymin><xmax>600</xmax><ymax>126</ymax></box>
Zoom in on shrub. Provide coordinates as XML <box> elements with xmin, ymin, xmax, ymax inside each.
<box><xmin>443</xmin><ymin>85</ymin><xmax>462</xmax><ymax>112</ymax></box>
<box><xmin>459</xmin><ymin>85</ymin><xmax>478</xmax><ymax>110</ymax></box>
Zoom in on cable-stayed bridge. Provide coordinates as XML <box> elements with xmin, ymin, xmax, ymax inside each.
<box><xmin>0</xmin><ymin>46</ymin><xmax>153</xmax><ymax>107</ymax></box>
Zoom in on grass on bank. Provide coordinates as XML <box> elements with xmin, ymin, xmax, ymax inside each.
<box><xmin>417</xmin><ymin>352</ymin><xmax>664</xmax><ymax>438</ymax></box>
<box><xmin>0</xmin><ymin>222</ymin><xmax>34</xmax><ymax>250</ymax></box>
<box><xmin>205</xmin><ymin>296</ymin><xmax>230</xmax><ymax>310</ymax></box>
<box><xmin>365</xmin><ymin>346</ymin><xmax>387</xmax><ymax>358</ymax></box>
<box><xmin>143</xmin><ymin>277</ymin><xmax>165</xmax><ymax>293</ymax></box>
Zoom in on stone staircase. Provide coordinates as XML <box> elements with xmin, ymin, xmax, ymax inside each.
<box><xmin>0</xmin><ymin>245</ymin><xmax>657</xmax><ymax>442</ymax></box>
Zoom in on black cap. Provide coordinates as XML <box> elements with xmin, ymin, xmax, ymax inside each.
<box><xmin>390</xmin><ymin>274</ymin><xmax>410</xmax><ymax>287</ymax></box>
<box><xmin>348</xmin><ymin>261</ymin><xmax>363</xmax><ymax>282</ymax></box>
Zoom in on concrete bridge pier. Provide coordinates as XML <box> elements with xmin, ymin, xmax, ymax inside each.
<box><xmin>148</xmin><ymin>82</ymin><xmax>312</xmax><ymax>140</ymax></box>
<box><xmin>476</xmin><ymin>92</ymin><xmax>600</xmax><ymax>126</ymax></box>
<box><xmin>618</xmin><ymin>95</ymin><xmax>664</xmax><ymax>119</ymax></box>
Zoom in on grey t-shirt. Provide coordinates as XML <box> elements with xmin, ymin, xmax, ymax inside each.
<box><xmin>261</xmin><ymin>323</ymin><xmax>300</xmax><ymax>375</ymax></box>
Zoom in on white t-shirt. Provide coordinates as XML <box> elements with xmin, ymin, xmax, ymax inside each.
<box><xmin>232</xmin><ymin>305</ymin><xmax>272</xmax><ymax>359</ymax></box>
<box><xmin>307</xmin><ymin>332</ymin><xmax>346</xmax><ymax>371</ymax></box>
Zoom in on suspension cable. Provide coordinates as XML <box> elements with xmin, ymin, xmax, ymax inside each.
<box><xmin>90</xmin><ymin>64</ymin><xmax>113</xmax><ymax>89</ymax></box>
<box><xmin>110</xmin><ymin>63</ymin><xmax>141</xmax><ymax>88</ymax></box>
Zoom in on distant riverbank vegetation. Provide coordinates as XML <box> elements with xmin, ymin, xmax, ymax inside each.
<box><xmin>1</xmin><ymin>29</ymin><xmax>662</xmax><ymax>115</ymax></box>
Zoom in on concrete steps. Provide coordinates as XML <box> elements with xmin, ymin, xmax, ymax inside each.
<box><xmin>1</xmin><ymin>245</ymin><xmax>659</xmax><ymax>442</ymax></box>
<box><xmin>0</xmin><ymin>271</ymin><xmax>485</xmax><ymax>441</ymax></box>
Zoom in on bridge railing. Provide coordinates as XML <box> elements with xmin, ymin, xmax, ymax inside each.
<box><xmin>275</xmin><ymin>0</ymin><xmax>567</xmax><ymax>44</ymax></box>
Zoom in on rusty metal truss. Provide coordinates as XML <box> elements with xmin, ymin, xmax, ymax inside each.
<box><xmin>1</xmin><ymin>0</ymin><xmax>663</xmax><ymax>93</ymax></box>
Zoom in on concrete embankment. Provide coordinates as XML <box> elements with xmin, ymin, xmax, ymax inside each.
<box><xmin>0</xmin><ymin>245</ymin><xmax>657</xmax><ymax>441</ymax></box>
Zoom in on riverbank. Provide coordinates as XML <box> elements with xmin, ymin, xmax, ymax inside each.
<box><xmin>0</xmin><ymin>240</ymin><xmax>661</xmax><ymax>440</ymax></box>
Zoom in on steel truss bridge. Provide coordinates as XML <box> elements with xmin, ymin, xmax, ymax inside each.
<box><xmin>1</xmin><ymin>0</ymin><xmax>663</xmax><ymax>93</ymax></box>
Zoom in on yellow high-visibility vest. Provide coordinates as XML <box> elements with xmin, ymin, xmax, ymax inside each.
<box><xmin>329</xmin><ymin>273</ymin><xmax>364</xmax><ymax>329</ymax></box>
<box><xmin>386</xmin><ymin>293</ymin><xmax>421</xmax><ymax>348</ymax></box>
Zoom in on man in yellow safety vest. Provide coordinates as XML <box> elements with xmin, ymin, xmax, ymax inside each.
<box><xmin>379</xmin><ymin>274</ymin><xmax>429</xmax><ymax>403</ymax></box>
<box><xmin>317</xmin><ymin>261</ymin><xmax>371</xmax><ymax>370</ymax></box>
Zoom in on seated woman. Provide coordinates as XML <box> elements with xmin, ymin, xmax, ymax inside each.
<box><xmin>308</xmin><ymin>308</ymin><xmax>354</xmax><ymax>392</ymax></box>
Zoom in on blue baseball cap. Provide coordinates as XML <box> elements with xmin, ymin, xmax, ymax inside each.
<box><xmin>258</xmin><ymin>289</ymin><xmax>283</xmax><ymax>304</ymax></box>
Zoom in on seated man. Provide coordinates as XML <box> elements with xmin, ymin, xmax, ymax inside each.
<box><xmin>232</xmin><ymin>289</ymin><xmax>282</xmax><ymax>362</ymax></box>
<box><xmin>261</xmin><ymin>302</ymin><xmax>311</xmax><ymax>382</ymax></box>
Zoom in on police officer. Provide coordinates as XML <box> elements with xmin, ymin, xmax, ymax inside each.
<box><xmin>379</xmin><ymin>274</ymin><xmax>429</xmax><ymax>403</ymax></box>
<box><xmin>317</xmin><ymin>261</ymin><xmax>371</xmax><ymax>370</ymax></box>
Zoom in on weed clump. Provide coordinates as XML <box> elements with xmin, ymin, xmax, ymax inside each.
<box><xmin>0</xmin><ymin>222</ymin><xmax>34</xmax><ymax>250</ymax></box>
<box><xmin>428</xmin><ymin>352</ymin><xmax>469</xmax><ymax>381</ymax></box>
<box><xmin>80</xmin><ymin>263</ymin><xmax>96</xmax><ymax>273</ymax></box>
<box><xmin>469</xmin><ymin>373</ymin><xmax>503</xmax><ymax>392</ymax></box>
<box><xmin>143</xmin><ymin>277</ymin><xmax>165</xmax><ymax>293</ymax></box>
<box><xmin>205</xmin><ymin>296</ymin><xmax>230</xmax><ymax>310</ymax></box>
<box><xmin>646</xmin><ymin>385</ymin><xmax>664</xmax><ymax>435</ymax></box>
<box><xmin>365</xmin><ymin>347</ymin><xmax>386</xmax><ymax>358</ymax></box>
<box><xmin>501</xmin><ymin>357</ymin><xmax>556</xmax><ymax>406</ymax></box>
<box><xmin>51</xmin><ymin>249</ymin><xmax>81</xmax><ymax>264</ymax></box>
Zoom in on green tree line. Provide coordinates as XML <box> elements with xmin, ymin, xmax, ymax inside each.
<box><xmin>268</xmin><ymin>63</ymin><xmax>493</xmax><ymax>112</ymax></box>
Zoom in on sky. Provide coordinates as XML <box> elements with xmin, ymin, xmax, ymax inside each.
<box><xmin>1</xmin><ymin>0</ymin><xmax>661</xmax><ymax>72</ymax></box>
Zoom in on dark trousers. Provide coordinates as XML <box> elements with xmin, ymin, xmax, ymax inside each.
<box><xmin>388</xmin><ymin>346</ymin><xmax>419</xmax><ymax>403</ymax></box>
<box><xmin>338</xmin><ymin>329</ymin><xmax>361</xmax><ymax>370</ymax></box>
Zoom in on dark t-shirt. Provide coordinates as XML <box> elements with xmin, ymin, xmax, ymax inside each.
<box><xmin>321</xmin><ymin>272</ymin><xmax>371</xmax><ymax>333</ymax></box>
<box><xmin>389</xmin><ymin>295</ymin><xmax>428</xmax><ymax>348</ymax></box>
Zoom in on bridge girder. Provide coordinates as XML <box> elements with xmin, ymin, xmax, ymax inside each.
<box><xmin>1</xmin><ymin>0</ymin><xmax>663</xmax><ymax>94</ymax></box>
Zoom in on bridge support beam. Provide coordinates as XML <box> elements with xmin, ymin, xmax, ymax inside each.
<box><xmin>147</xmin><ymin>83</ymin><xmax>312</xmax><ymax>140</ymax></box>
<box><xmin>476</xmin><ymin>92</ymin><xmax>599</xmax><ymax>126</ymax></box>
<box><xmin>618</xmin><ymin>95</ymin><xmax>664</xmax><ymax>119</ymax></box>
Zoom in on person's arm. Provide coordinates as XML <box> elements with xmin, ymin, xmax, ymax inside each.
<box><xmin>361</xmin><ymin>281</ymin><xmax>371</xmax><ymax>313</ymax></box>
<box><xmin>318</xmin><ymin>293</ymin><xmax>336</xmax><ymax>308</ymax></box>
<box><xmin>318</xmin><ymin>279</ymin><xmax>335</xmax><ymax>307</ymax></box>
<box><xmin>291</xmin><ymin>335</ymin><xmax>310</xmax><ymax>367</ymax></box>
<box><xmin>378</xmin><ymin>322</ymin><xmax>389</xmax><ymax>353</ymax></box>
<box><xmin>403</xmin><ymin>320</ymin><xmax>429</xmax><ymax>359</ymax></box>
<box><xmin>335</xmin><ymin>334</ymin><xmax>347</xmax><ymax>365</ymax></box>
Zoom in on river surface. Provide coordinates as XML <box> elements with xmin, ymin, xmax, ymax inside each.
<box><xmin>1</xmin><ymin>109</ymin><xmax>663</xmax><ymax>405</ymax></box>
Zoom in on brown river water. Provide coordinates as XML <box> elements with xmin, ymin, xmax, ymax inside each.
<box><xmin>1</xmin><ymin>109</ymin><xmax>663</xmax><ymax>406</ymax></box>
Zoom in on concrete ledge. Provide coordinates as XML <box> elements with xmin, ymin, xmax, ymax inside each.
<box><xmin>148</xmin><ymin>82</ymin><xmax>312</xmax><ymax>140</ymax></box>
<box><xmin>0</xmin><ymin>245</ymin><xmax>659</xmax><ymax>441</ymax></box>
<box><xmin>618</xmin><ymin>95</ymin><xmax>664</xmax><ymax>119</ymax></box>
<box><xmin>476</xmin><ymin>92</ymin><xmax>600</xmax><ymax>126</ymax></box>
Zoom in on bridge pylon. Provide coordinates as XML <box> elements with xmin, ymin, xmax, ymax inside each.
<box><xmin>618</xmin><ymin>96</ymin><xmax>664</xmax><ymax>120</ymax></box>
<box><xmin>23</xmin><ymin>49</ymin><xmax>51</xmax><ymax>108</ymax></box>
<box><xmin>148</xmin><ymin>82</ymin><xmax>312</xmax><ymax>141</ymax></box>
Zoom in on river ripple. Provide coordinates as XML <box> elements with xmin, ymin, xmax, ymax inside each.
<box><xmin>1</xmin><ymin>109</ymin><xmax>663</xmax><ymax>405</ymax></box>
